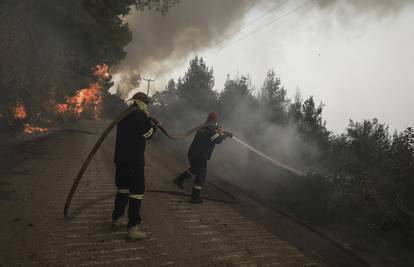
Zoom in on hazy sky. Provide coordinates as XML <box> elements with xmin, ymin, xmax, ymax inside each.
<box><xmin>119</xmin><ymin>0</ymin><xmax>414</xmax><ymax>133</ymax></box>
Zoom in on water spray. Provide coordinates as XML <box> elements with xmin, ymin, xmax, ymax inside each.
<box><xmin>231</xmin><ymin>136</ymin><xmax>304</xmax><ymax>176</ymax></box>
<box><xmin>63</xmin><ymin>106</ymin><xmax>303</xmax><ymax>218</ymax></box>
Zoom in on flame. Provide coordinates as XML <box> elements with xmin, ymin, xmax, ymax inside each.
<box><xmin>55</xmin><ymin>103</ymin><xmax>69</xmax><ymax>114</ymax></box>
<box><xmin>14</xmin><ymin>103</ymin><xmax>27</xmax><ymax>119</ymax></box>
<box><xmin>67</xmin><ymin>82</ymin><xmax>103</xmax><ymax>116</ymax></box>
<box><xmin>55</xmin><ymin>64</ymin><xmax>109</xmax><ymax>118</ymax></box>
<box><xmin>23</xmin><ymin>124</ymin><xmax>48</xmax><ymax>134</ymax></box>
<box><xmin>94</xmin><ymin>64</ymin><xmax>110</xmax><ymax>80</ymax></box>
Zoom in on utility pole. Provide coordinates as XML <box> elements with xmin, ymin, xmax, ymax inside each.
<box><xmin>143</xmin><ymin>78</ymin><xmax>155</xmax><ymax>96</ymax></box>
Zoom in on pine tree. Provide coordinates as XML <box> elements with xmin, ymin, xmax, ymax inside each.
<box><xmin>259</xmin><ymin>70</ymin><xmax>289</xmax><ymax>124</ymax></box>
<box><xmin>153</xmin><ymin>79</ymin><xmax>177</xmax><ymax>107</ymax></box>
<box><xmin>176</xmin><ymin>56</ymin><xmax>216</xmax><ymax>111</ymax></box>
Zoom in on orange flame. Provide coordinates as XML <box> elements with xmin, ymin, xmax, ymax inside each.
<box><xmin>55</xmin><ymin>103</ymin><xmax>69</xmax><ymax>114</ymax></box>
<box><xmin>94</xmin><ymin>64</ymin><xmax>110</xmax><ymax>80</ymax></box>
<box><xmin>23</xmin><ymin>124</ymin><xmax>48</xmax><ymax>134</ymax></box>
<box><xmin>55</xmin><ymin>64</ymin><xmax>109</xmax><ymax>118</ymax></box>
<box><xmin>14</xmin><ymin>103</ymin><xmax>27</xmax><ymax>119</ymax></box>
<box><xmin>67</xmin><ymin>82</ymin><xmax>103</xmax><ymax>116</ymax></box>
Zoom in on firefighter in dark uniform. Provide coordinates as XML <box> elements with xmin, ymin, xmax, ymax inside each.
<box><xmin>173</xmin><ymin>112</ymin><xmax>232</xmax><ymax>203</ymax></box>
<box><xmin>112</xmin><ymin>92</ymin><xmax>158</xmax><ymax>240</ymax></box>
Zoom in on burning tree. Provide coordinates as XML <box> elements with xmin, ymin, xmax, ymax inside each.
<box><xmin>0</xmin><ymin>0</ymin><xmax>177</xmax><ymax>133</ymax></box>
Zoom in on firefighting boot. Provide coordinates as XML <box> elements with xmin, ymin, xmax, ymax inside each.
<box><xmin>111</xmin><ymin>216</ymin><xmax>127</xmax><ymax>231</ymax></box>
<box><xmin>173</xmin><ymin>171</ymin><xmax>191</xmax><ymax>190</ymax></box>
<box><xmin>189</xmin><ymin>188</ymin><xmax>203</xmax><ymax>204</ymax></box>
<box><xmin>127</xmin><ymin>225</ymin><xmax>151</xmax><ymax>241</ymax></box>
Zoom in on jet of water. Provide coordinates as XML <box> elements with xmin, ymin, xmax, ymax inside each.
<box><xmin>232</xmin><ymin>136</ymin><xmax>304</xmax><ymax>176</ymax></box>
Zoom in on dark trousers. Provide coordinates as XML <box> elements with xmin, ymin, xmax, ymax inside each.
<box><xmin>112</xmin><ymin>163</ymin><xmax>145</xmax><ymax>228</ymax></box>
<box><xmin>188</xmin><ymin>156</ymin><xmax>208</xmax><ymax>189</ymax></box>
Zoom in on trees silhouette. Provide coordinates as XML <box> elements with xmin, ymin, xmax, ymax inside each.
<box><xmin>154</xmin><ymin>56</ymin><xmax>414</xmax><ymax>248</ymax></box>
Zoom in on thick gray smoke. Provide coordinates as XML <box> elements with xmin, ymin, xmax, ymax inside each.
<box><xmin>113</xmin><ymin>0</ymin><xmax>414</xmax><ymax>96</ymax></box>
<box><xmin>317</xmin><ymin>0</ymin><xmax>414</xmax><ymax>14</ymax></box>
<box><xmin>113</xmin><ymin>0</ymin><xmax>252</xmax><ymax>95</ymax></box>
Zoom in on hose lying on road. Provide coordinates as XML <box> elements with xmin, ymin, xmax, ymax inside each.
<box><xmin>63</xmin><ymin>106</ymin><xmax>207</xmax><ymax>219</ymax></box>
<box><xmin>62</xmin><ymin>106</ymin><xmax>370</xmax><ymax>267</ymax></box>
<box><xmin>69</xmin><ymin>189</ymin><xmax>236</xmax><ymax>219</ymax></box>
<box><xmin>63</xmin><ymin>105</ymin><xmax>302</xmax><ymax>218</ymax></box>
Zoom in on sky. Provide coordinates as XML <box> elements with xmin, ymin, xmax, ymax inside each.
<box><xmin>115</xmin><ymin>0</ymin><xmax>414</xmax><ymax>134</ymax></box>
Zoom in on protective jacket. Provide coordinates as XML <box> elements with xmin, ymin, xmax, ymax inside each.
<box><xmin>188</xmin><ymin>124</ymin><xmax>227</xmax><ymax>160</ymax></box>
<box><xmin>114</xmin><ymin>102</ymin><xmax>155</xmax><ymax>165</ymax></box>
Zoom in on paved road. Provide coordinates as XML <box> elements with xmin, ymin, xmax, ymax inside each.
<box><xmin>0</xmin><ymin>120</ymin><xmax>361</xmax><ymax>266</ymax></box>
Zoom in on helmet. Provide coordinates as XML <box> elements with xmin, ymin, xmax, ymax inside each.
<box><xmin>206</xmin><ymin>112</ymin><xmax>219</xmax><ymax>123</ymax></box>
<box><xmin>132</xmin><ymin>92</ymin><xmax>152</xmax><ymax>104</ymax></box>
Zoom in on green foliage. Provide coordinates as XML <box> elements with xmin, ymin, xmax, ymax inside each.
<box><xmin>259</xmin><ymin>70</ymin><xmax>289</xmax><ymax>124</ymax></box>
<box><xmin>346</xmin><ymin>119</ymin><xmax>391</xmax><ymax>174</ymax></box>
<box><xmin>288</xmin><ymin>91</ymin><xmax>303</xmax><ymax>123</ymax></box>
<box><xmin>153</xmin><ymin>56</ymin><xmax>414</xmax><ymax>249</ymax></box>
<box><xmin>219</xmin><ymin>75</ymin><xmax>255</xmax><ymax>117</ymax></box>
<box><xmin>176</xmin><ymin>56</ymin><xmax>216</xmax><ymax>112</ymax></box>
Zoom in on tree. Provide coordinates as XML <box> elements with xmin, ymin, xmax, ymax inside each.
<box><xmin>0</xmin><ymin>0</ymin><xmax>178</xmax><ymax>132</ymax></box>
<box><xmin>288</xmin><ymin>90</ymin><xmax>303</xmax><ymax>123</ymax></box>
<box><xmin>176</xmin><ymin>56</ymin><xmax>216</xmax><ymax>111</ymax></box>
<box><xmin>153</xmin><ymin>79</ymin><xmax>178</xmax><ymax>107</ymax></box>
<box><xmin>346</xmin><ymin>119</ymin><xmax>391</xmax><ymax>175</ymax></box>
<box><xmin>219</xmin><ymin>75</ymin><xmax>252</xmax><ymax>114</ymax></box>
<box><xmin>297</xmin><ymin>96</ymin><xmax>330</xmax><ymax>149</ymax></box>
<box><xmin>259</xmin><ymin>70</ymin><xmax>289</xmax><ymax>124</ymax></box>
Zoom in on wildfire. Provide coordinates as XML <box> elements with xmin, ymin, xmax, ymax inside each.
<box><xmin>14</xmin><ymin>103</ymin><xmax>27</xmax><ymax>119</ymax></box>
<box><xmin>55</xmin><ymin>103</ymin><xmax>69</xmax><ymax>114</ymax></box>
<box><xmin>8</xmin><ymin>64</ymin><xmax>110</xmax><ymax>134</ymax></box>
<box><xmin>12</xmin><ymin>102</ymin><xmax>49</xmax><ymax>134</ymax></box>
<box><xmin>55</xmin><ymin>64</ymin><xmax>110</xmax><ymax>118</ymax></box>
<box><xmin>94</xmin><ymin>64</ymin><xmax>111</xmax><ymax>80</ymax></box>
<box><xmin>55</xmin><ymin>82</ymin><xmax>103</xmax><ymax>117</ymax></box>
<box><xmin>23</xmin><ymin>124</ymin><xmax>48</xmax><ymax>134</ymax></box>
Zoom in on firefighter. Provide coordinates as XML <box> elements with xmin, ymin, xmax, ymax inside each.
<box><xmin>112</xmin><ymin>92</ymin><xmax>158</xmax><ymax>240</ymax></box>
<box><xmin>173</xmin><ymin>112</ymin><xmax>232</xmax><ymax>203</ymax></box>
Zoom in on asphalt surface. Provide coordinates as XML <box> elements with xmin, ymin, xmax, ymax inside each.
<box><xmin>0</xmin><ymin>120</ymin><xmax>367</xmax><ymax>266</ymax></box>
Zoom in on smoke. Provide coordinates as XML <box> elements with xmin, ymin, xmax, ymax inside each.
<box><xmin>113</xmin><ymin>0</ymin><xmax>414</xmax><ymax>97</ymax></box>
<box><xmin>110</xmin><ymin>70</ymin><xmax>141</xmax><ymax>99</ymax></box>
<box><xmin>113</xmin><ymin>0</ymin><xmax>253</xmax><ymax>95</ymax></box>
<box><xmin>316</xmin><ymin>0</ymin><xmax>414</xmax><ymax>14</ymax></box>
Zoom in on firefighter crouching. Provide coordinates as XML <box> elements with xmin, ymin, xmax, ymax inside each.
<box><xmin>173</xmin><ymin>112</ymin><xmax>232</xmax><ymax>203</ymax></box>
<box><xmin>112</xmin><ymin>92</ymin><xmax>159</xmax><ymax>240</ymax></box>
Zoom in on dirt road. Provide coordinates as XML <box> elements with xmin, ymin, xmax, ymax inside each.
<box><xmin>0</xmin><ymin>120</ymin><xmax>367</xmax><ymax>266</ymax></box>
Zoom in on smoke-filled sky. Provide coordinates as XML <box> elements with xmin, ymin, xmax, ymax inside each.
<box><xmin>114</xmin><ymin>0</ymin><xmax>414</xmax><ymax>133</ymax></box>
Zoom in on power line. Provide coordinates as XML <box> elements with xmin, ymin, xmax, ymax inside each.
<box><xmin>214</xmin><ymin>0</ymin><xmax>263</xmax><ymax>34</ymax></box>
<box><xmin>228</xmin><ymin>0</ymin><xmax>290</xmax><ymax>36</ymax></box>
<box><xmin>143</xmin><ymin>78</ymin><xmax>155</xmax><ymax>96</ymax></box>
<box><xmin>200</xmin><ymin>0</ymin><xmax>291</xmax><ymax>56</ymax></box>
<box><xmin>214</xmin><ymin>0</ymin><xmax>315</xmax><ymax>53</ymax></box>
<box><xmin>188</xmin><ymin>0</ymin><xmax>263</xmax><ymax>57</ymax></box>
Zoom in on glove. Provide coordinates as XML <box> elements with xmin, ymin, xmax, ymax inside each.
<box><xmin>150</xmin><ymin>117</ymin><xmax>161</xmax><ymax>127</ymax></box>
<box><xmin>223</xmin><ymin>131</ymin><xmax>233</xmax><ymax>138</ymax></box>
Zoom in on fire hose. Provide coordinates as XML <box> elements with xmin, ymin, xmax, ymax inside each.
<box><xmin>63</xmin><ymin>106</ymin><xmax>223</xmax><ymax>219</ymax></box>
<box><xmin>63</xmin><ymin>105</ymin><xmax>302</xmax><ymax>219</ymax></box>
<box><xmin>61</xmin><ymin>106</ymin><xmax>370</xmax><ymax>267</ymax></box>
